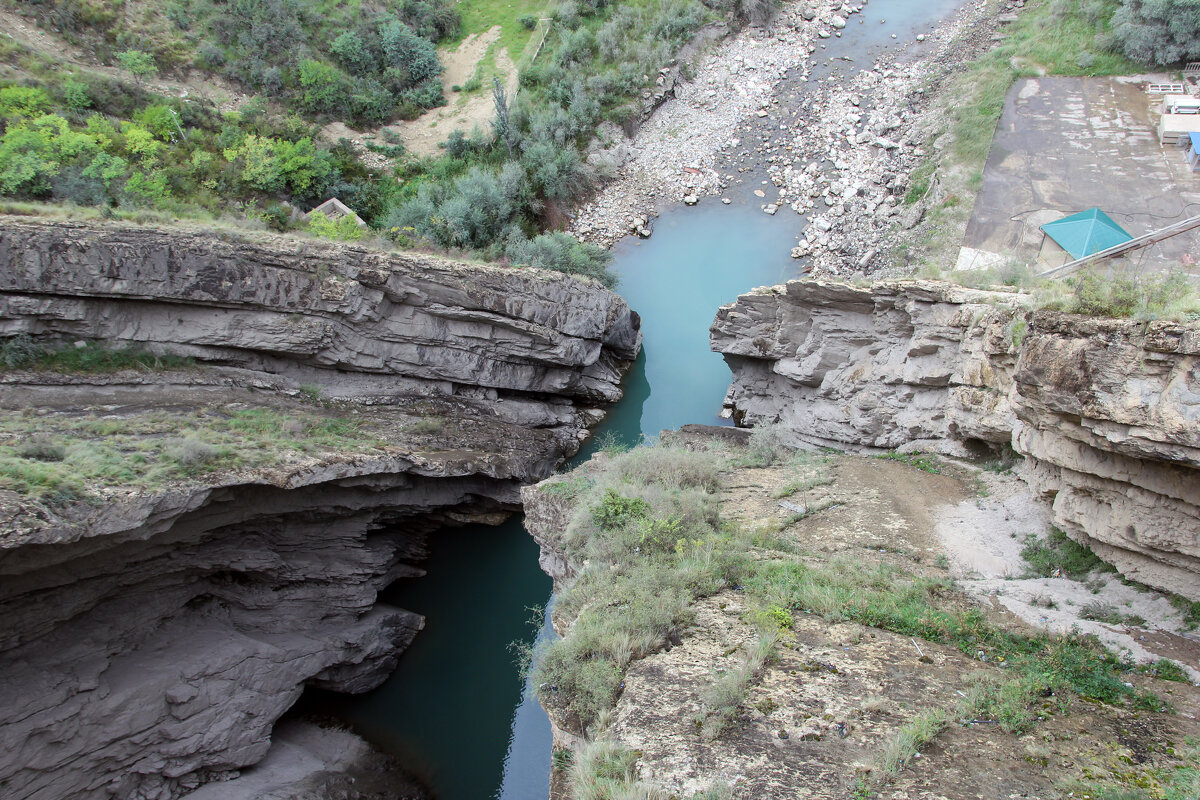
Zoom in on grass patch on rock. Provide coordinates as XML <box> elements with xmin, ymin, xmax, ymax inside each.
<box><xmin>0</xmin><ymin>338</ymin><xmax>197</xmax><ymax>373</ymax></box>
<box><xmin>1021</xmin><ymin>527</ymin><xmax>1114</xmax><ymax>580</ymax></box>
<box><xmin>534</xmin><ymin>438</ymin><xmax>1176</xmax><ymax>787</ymax></box>
<box><xmin>0</xmin><ymin>406</ymin><xmax>385</xmax><ymax>503</ymax></box>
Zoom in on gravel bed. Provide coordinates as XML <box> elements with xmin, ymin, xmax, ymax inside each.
<box><xmin>569</xmin><ymin>0</ymin><xmax>1021</xmax><ymax>275</ymax></box>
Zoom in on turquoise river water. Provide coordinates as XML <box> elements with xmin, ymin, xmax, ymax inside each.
<box><xmin>308</xmin><ymin>1</ymin><xmax>966</xmax><ymax>796</ymax></box>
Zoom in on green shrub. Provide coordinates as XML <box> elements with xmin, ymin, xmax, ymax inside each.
<box><xmin>744</xmin><ymin>424</ymin><xmax>790</xmax><ymax>466</ymax></box>
<box><xmin>1022</xmin><ymin>528</ymin><xmax>1114</xmax><ymax>580</ymax></box>
<box><xmin>166</xmin><ymin>437</ymin><xmax>222</xmax><ymax>470</ymax></box>
<box><xmin>534</xmin><ymin>443</ymin><xmax>736</xmax><ymax>733</ymax></box>
<box><xmin>506</xmin><ymin>232</ymin><xmax>616</xmax><ymax>287</ymax></box>
<box><xmin>308</xmin><ymin>211</ymin><xmax>366</xmax><ymax>241</ymax></box>
<box><xmin>590</xmin><ymin>489</ymin><xmax>650</xmax><ymax>531</ymax></box>
<box><xmin>0</xmin><ymin>334</ymin><xmax>43</xmax><ymax>368</ymax></box>
<box><xmin>0</xmin><ymin>86</ymin><xmax>52</xmax><ymax>118</ymax></box>
<box><xmin>379</xmin><ymin>21</ymin><xmax>443</xmax><ymax>85</ymax></box>
<box><xmin>62</xmin><ymin>79</ymin><xmax>92</xmax><ymax>112</ymax></box>
<box><xmin>298</xmin><ymin>60</ymin><xmax>350</xmax><ymax>115</ymax></box>
<box><xmin>115</xmin><ymin>50</ymin><xmax>158</xmax><ymax>84</ymax></box>
<box><xmin>1112</xmin><ymin>0</ymin><xmax>1200</xmax><ymax>65</ymax></box>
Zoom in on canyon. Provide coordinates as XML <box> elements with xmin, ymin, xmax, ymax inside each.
<box><xmin>0</xmin><ymin>217</ymin><xmax>640</xmax><ymax>800</ymax></box>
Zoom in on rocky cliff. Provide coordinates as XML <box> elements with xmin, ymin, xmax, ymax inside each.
<box><xmin>0</xmin><ymin>217</ymin><xmax>641</xmax><ymax>800</ymax></box>
<box><xmin>711</xmin><ymin>279</ymin><xmax>1200</xmax><ymax>601</ymax></box>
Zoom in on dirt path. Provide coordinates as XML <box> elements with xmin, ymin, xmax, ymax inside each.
<box><xmin>318</xmin><ymin>25</ymin><xmax>520</xmax><ymax>166</ymax></box>
<box><xmin>388</xmin><ymin>25</ymin><xmax>519</xmax><ymax>158</ymax></box>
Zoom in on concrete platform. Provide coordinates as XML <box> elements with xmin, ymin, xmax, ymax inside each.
<box><xmin>962</xmin><ymin>77</ymin><xmax>1200</xmax><ymax>274</ymax></box>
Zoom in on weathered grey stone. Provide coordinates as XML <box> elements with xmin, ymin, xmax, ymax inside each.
<box><xmin>710</xmin><ymin>279</ymin><xmax>1200</xmax><ymax>600</ymax></box>
<box><xmin>0</xmin><ymin>217</ymin><xmax>642</xmax><ymax>800</ymax></box>
<box><xmin>0</xmin><ymin>218</ymin><xmax>641</xmax><ymax>404</ymax></box>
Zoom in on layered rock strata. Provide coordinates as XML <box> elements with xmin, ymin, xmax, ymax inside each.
<box><xmin>0</xmin><ymin>218</ymin><xmax>641</xmax><ymax>800</ymax></box>
<box><xmin>711</xmin><ymin>279</ymin><xmax>1200</xmax><ymax>600</ymax></box>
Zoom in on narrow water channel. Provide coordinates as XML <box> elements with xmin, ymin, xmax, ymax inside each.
<box><xmin>310</xmin><ymin>1</ymin><xmax>969</xmax><ymax>796</ymax></box>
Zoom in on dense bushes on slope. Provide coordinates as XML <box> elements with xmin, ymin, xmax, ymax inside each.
<box><xmin>3</xmin><ymin>0</ymin><xmax>458</xmax><ymax>124</ymax></box>
<box><xmin>0</xmin><ymin>82</ymin><xmax>390</xmax><ymax>221</ymax></box>
<box><xmin>1111</xmin><ymin>0</ymin><xmax>1200</xmax><ymax>65</ymax></box>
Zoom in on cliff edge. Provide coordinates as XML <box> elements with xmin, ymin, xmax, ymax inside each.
<box><xmin>0</xmin><ymin>217</ymin><xmax>640</xmax><ymax>800</ymax></box>
<box><xmin>711</xmin><ymin>279</ymin><xmax>1199</xmax><ymax>601</ymax></box>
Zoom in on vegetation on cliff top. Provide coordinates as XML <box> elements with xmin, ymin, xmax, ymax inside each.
<box><xmin>0</xmin><ymin>398</ymin><xmax>388</xmax><ymax>504</ymax></box>
<box><xmin>533</xmin><ymin>436</ymin><xmax>1187</xmax><ymax>797</ymax></box>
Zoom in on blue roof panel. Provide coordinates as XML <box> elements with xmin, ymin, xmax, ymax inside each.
<box><xmin>1039</xmin><ymin>208</ymin><xmax>1134</xmax><ymax>259</ymax></box>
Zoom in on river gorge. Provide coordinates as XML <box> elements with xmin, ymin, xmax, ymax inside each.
<box><xmin>2</xmin><ymin>0</ymin><xmax>1200</xmax><ymax>798</ymax></box>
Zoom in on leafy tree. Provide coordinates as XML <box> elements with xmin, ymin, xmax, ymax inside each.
<box><xmin>116</xmin><ymin>50</ymin><xmax>158</xmax><ymax>84</ymax></box>
<box><xmin>0</xmin><ymin>86</ymin><xmax>52</xmax><ymax>119</ymax></box>
<box><xmin>134</xmin><ymin>105</ymin><xmax>178</xmax><ymax>141</ymax></box>
<box><xmin>121</xmin><ymin>123</ymin><xmax>164</xmax><ymax>164</ymax></box>
<box><xmin>379</xmin><ymin>21</ymin><xmax>442</xmax><ymax>84</ymax></box>
<box><xmin>123</xmin><ymin>170</ymin><xmax>172</xmax><ymax>204</ymax></box>
<box><xmin>273</xmin><ymin>137</ymin><xmax>334</xmax><ymax>197</ymax></box>
<box><xmin>1112</xmin><ymin>0</ymin><xmax>1200</xmax><ymax>64</ymax></box>
<box><xmin>82</xmin><ymin>152</ymin><xmax>129</xmax><ymax>188</ymax></box>
<box><xmin>84</xmin><ymin>114</ymin><xmax>118</xmax><ymax>149</ymax></box>
<box><xmin>0</xmin><ymin>125</ymin><xmax>58</xmax><ymax>195</ymax></box>
<box><xmin>223</xmin><ymin>134</ymin><xmax>334</xmax><ymax>197</ymax></box>
<box><xmin>225</xmin><ymin>134</ymin><xmax>285</xmax><ymax>192</ymax></box>
<box><xmin>298</xmin><ymin>60</ymin><xmax>349</xmax><ymax>115</ymax></box>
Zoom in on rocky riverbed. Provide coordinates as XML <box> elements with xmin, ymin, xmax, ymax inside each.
<box><xmin>570</xmin><ymin>0</ymin><xmax>1018</xmax><ymax>274</ymax></box>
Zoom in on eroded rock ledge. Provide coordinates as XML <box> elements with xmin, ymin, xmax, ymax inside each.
<box><xmin>0</xmin><ymin>218</ymin><xmax>641</xmax><ymax>800</ymax></box>
<box><xmin>711</xmin><ymin>279</ymin><xmax>1200</xmax><ymax>601</ymax></box>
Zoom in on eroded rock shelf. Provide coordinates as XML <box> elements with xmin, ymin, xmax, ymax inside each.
<box><xmin>711</xmin><ymin>279</ymin><xmax>1200</xmax><ymax>600</ymax></box>
<box><xmin>0</xmin><ymin>218</ymin><xmax>641</xmax><ymax>800</ymax></box>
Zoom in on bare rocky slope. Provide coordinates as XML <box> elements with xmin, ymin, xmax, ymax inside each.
<box><xmin>711</xmin><ymin>279</ymin><xmax>1200</xmax><ymax>601</ymax></box>
<box><xmin>0</xmin><ymin>218</ymin><xmax>640</xmax><ymax>800</ymax></box>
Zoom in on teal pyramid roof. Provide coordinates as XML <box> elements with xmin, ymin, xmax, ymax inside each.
<box><xmin>1039</xmin><ymin>208</ymin><xmax>1133</xmax><ymax>260</ymax></box>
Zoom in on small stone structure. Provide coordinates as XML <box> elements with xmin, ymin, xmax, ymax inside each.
<box><xmin>307</xmin><ymin>197</ymin><xmax>367</xmax><ymax>227</ymax></box>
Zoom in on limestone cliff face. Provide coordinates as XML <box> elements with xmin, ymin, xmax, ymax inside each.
<box><xmin>1012</xmin><ymin>314</ymin><xmax>1200</xmax><ymax>601</ymax></box>
<box><xmin>0</xmin><ymin>218</ymin><xmax>641</xmax><ymax>800</ymax></box>
<box><xmin>711</xmin><ymin>280</ymin><xmax>1200</xmax><ymax>601</ymax></box>
<box><xmin>0</xmin><ymin>218</ymin><xmax>640</xmax><ymax>405</ymax></box>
